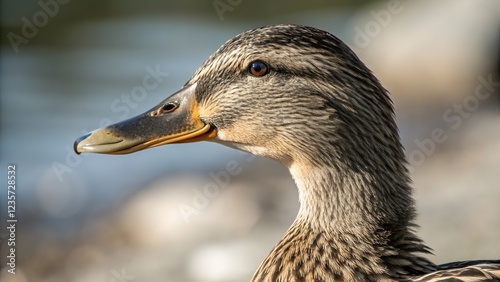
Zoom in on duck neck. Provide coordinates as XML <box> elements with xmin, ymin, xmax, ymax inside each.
<box><xmin>291</xmin><ymin>161</ymin><xmax>413</xmax><ymax>233</ymax></box>
<box><xmin>280</xmin><ymin>159</ymin><xmax>435</xmax><ymax>278</ymax></box>
<box><xmin>253</xmin><ymin>158</ymin><xmax>435</xmax><ymax>282</ymax></box>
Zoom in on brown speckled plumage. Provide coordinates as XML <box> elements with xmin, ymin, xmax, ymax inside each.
<box><xmin>75</xmin><ymin>24</ymin><xmax>500</xmax><ymax>281</ymax></box>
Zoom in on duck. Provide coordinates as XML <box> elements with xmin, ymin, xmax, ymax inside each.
<box><xmin>74</xmin><ymin>24</ymin><xmax>500</xmax><ymax>281</ymax></box>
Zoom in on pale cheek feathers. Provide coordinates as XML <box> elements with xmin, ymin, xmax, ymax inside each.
<box><xmin>215</xmin><ymin>120</ymin><xmax>296</xmax><ymax>161</ymax></box>
<box><xmin>216</xmin><ymin>119</ymin><xmax>269</xmax><ymax>145</ymax></box>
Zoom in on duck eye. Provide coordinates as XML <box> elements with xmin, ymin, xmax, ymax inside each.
<box><xmin>151</xmin><ymin>102</ymin><xmax>178</xmax><ymax>116</ymax></box>
<box><xmin>248</xmin><ymin>60</ymin><xmax>269</xmax><ymax>77</ymax></box>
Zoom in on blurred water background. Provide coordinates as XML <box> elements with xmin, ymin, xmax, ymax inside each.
<box><xmin>1</xmin><ymin>0</ymin><xmax>499</xmax><ymax>281</ymax></box>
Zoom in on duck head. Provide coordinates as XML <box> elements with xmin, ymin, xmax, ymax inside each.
<box><xmin>75</xmin><ymin>24</ymin><xmax>401</xmax><ymax>173</ymax></box>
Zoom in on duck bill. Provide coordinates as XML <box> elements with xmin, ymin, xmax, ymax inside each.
<box><xmin>74</xmin><ymin>83</ymin><xmax>216</xmax><ymax>155</ymax></box>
